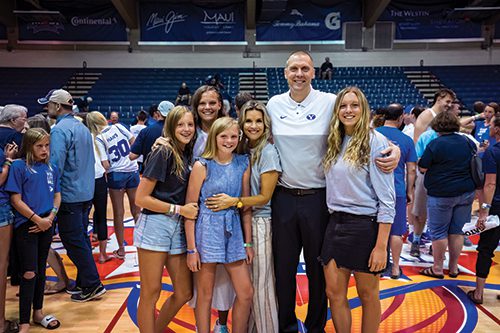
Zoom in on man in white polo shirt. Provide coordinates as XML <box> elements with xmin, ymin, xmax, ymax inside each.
<box><xmin>268</xmin><ymin>51</ymin><xmax>399</xmax><ymax>333</ymax></box>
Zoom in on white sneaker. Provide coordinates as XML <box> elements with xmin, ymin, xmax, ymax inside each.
<box><xmin>212</xmin><ymin>319</ymin><xmax>230</xmax><ymax>333</ymax></box>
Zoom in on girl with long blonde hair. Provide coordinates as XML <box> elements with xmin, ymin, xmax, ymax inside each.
<box><xmin>185</xmin><ymin>117</ymin><xmax>254</xmax><ymax>333</ymax></box>
<box><xmin>205</xmin><ymin>101</ymin><xmax>280</xmax><ymax>332</ymax></box>
<box><xmin>134</xmin><ymin>106</ymin><xmax>199</xmax><ymax>333</ymax></box>
<box><xmin>320</xmin><ymin>87</ymin><xmax>395</xmax><ymax>333</ymax></box>
<box><xmin>85</xmin><ymin>111</ymin><xmax>111</xmax><ymax>264</ymax></box>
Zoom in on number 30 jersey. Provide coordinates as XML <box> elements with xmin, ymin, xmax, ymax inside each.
<box><xmin>96</xmin><ymin>124</ymin><xmax>138</xmax><ymax>173</ymax></box>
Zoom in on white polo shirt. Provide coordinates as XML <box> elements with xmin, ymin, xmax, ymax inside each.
<box><xmin>267</xmin><ymin>87</ymin><xmax>336</xmax><ymax>189</ymax></box>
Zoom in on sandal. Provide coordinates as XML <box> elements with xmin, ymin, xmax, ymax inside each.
<box><xmin>419</xmin><ymin>267</ymin><xmax>444</xmax><ymax>279</ymax></box>
<box><xmin>449</xmin><ymin>269</ymin><xmax>460</xmax><ymax>278</ymax></box>
<box><xmin>467</xmin><ymin>290</ymin><xmax>483</xmax><ymax>304</ymax></box>
<box><xmin>34</xmin><ymin>315</ymin><xmax>60</xmax><ymax>330</ymax></box>
<box><xmin>113</xmin><ymin>250</ymin><xmax>125</xmax><ymax>260</ymax></box>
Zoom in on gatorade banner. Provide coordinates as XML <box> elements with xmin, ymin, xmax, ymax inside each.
<box><xmin>140</xmin><ymin>2</ymin><xmax>245</xmax><ymax>43</ymax></box>
<box><xmin>380</xmin><ymin>1</ymin><xmax>482</xmax><ymax>41</ymax></box>
<box><xmin>256</xmin><ymin>0</ymin><xmax>360</xmax><ymax>43</ymax></box>
<box><xmin>18</xmin><ymin>6</ymin><xmax>127</xmax><ymax>42</ymax></box>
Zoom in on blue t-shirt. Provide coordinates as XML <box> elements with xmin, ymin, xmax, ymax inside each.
<box><xmin>418</xmin><ymin>133</ymin><xmax>476</xmax><ymax>197</ymax></box>
<box><xmin>473</xmin><ymin>120</ymin><xmax>496</xmax><ymax>157</ymax></box>
<box><xmin>0</xmin><ymin>148</ymin><xmax>9</xmax><ymax>205</ymax></box>
<box><xmin>130</xmin><ymin>120</ymin><xmax>164</xmax><ymax>162</ymax></box>
<box><xmin>482</xmin><ymin>141</ymin><xmax>500</xmax><ymax>204</ymax></box>
<box><xmin>376</xmin><ymin>126</ymin><xmax>417</xmax><ymax>197</ymax></box>
<box><xmin>5</xmin><ymin>160</ymin><xmax>60</xmax><ymax>228</ymax></box>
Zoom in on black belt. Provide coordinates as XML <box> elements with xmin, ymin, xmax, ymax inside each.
<box><xmin>278</xmin><ymin>186</ymin><xmax>323</xmax><ymax>196</ymax></box>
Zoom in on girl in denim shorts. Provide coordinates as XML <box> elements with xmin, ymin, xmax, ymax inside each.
<box><xmin>133</xmin><ymin>106</ymin><xmax>199</xmax><ymax>333</ymax></box>
<box><xmin>185</xmin><ymin>117</ymin><xmax>254</xmax><ymax>333</ymax></box>
<box><xmin>0</xmin><ymin>142</ymin><xmax>18</xmax><ymax>333</ymax></box>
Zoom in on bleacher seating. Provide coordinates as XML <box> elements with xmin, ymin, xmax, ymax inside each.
<box><xmin>267</xmin><ymin>66</ymin><xmax>427</xmax><ymax>110</ymax></box>
<box><xmin>1</xmin><ymin>66</ymin><xmax>497</xmax><ymax>125</ymax></box>
<box><xmin>426</xmin><ymin>65</ymin><xmax>500</xmax><ymax>109</ymax></box>
<box><xmin>0</xmin><ymin>68</ymin><xmax>75</xmax><ymax>116</ymax></box>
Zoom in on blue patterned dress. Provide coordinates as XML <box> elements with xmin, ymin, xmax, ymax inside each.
<box><xmin>195</xmin><ymin>154</ymin><xmax>249</xmax><ymax>263</ymax></box>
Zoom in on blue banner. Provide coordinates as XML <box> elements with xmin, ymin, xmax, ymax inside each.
<box><xmin>256</xmin><ymin>1</ymin><xmax>360</xmax><ymax>43</ymax></box>
<box><xmin>140</xmin><ymin>2</ymin><xmax>245</xmax><ymax>43</ymax></box>
<box><xmin>380</xmin><ymin>2</ymin><xmax>482</xmax><ymax>41</ymax></box>
<box><xmin>0</xmin><ymin>24</ymin><xmax>6</xmax><ymax>40</ymax></box>
<box><xmin>18</xmin><ymin>6</ymin><xmax>127</xmax><ymax>42</ymax></box>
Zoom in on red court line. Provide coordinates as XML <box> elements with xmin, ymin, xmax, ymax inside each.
<box><xmin>104</xmin><ymin>295</ymin><xmax>128</xmax><ymax>333</ymax></box>
<box><xmin>477</xmin><ymin>303</ymin><xmax>500</xmax><ymax>326</ymax></box>
<box><xmin>393</xmin><ymin>308</ymin><xmax>446</xmax><ymax>333</ymax></box>
<box><xmin>381</xmin><ymin>294</ymin><xmax>405</xmax><ymax>322</ymax></box>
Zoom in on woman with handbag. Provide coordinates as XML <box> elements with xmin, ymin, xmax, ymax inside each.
<box><xmin>418</xmin><ymin>111</ymin><xmax>476</xmax><ymax>279</ymax></box>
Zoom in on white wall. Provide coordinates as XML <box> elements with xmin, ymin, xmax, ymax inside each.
<box><xmin>0</xmin><ymin>48</ymin><xmax>499</xmax><ymax>68</ymax></box>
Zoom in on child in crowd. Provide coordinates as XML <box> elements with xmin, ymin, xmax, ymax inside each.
<box><xmin>6</xmin><ymin>128</ymin><xmax>61</xmax><ymax>332</ymax></box>
<box><xmin>134</xmin><ymin>106</ymin><xmax>199</xmax><ymax>333</ymax></box>
<box><xmin>88</xmin><ymin>112</ymin><xmax>140</xmax><ymax>260</ymax></box>
<box><xmin>205</xmin><ymin>101</ymin><xmax>280</xmax><ymax>332</ymax></box>
<box><xmin>185</xmin><ymin>117</ymin><xmax>254</xmax><ymax>333</ymax></box>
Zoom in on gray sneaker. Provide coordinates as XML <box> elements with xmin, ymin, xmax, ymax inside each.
<box><xmin>70</xmin><ymin>283</ymin><xmax>106</xmax><ymax>302</ymax></box>
<box><xmin>410</xmin><ymin>242</ymin><xmax>420</xmax><ymax>257</ymax></box>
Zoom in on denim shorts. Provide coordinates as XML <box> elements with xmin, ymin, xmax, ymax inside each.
<box><xmin>107</xmin><ymin>171</ymin><xmax>140</xmax><ymax>190</ymax></box>
<box><xmin>134</xmin><ymin>213</ymin><xmax>186</xmax><ymax>254</ymax></box>
<box><xmin>0</xmin><ymin>203</ymin><xmax>13</xmax><ymax>227</ymax></box>
<box><xmin>427</xmin><ymin>191</ymin><xmax>475</xmax><ymax>241</ymax></box>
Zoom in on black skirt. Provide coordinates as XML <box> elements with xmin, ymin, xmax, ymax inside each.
<box><xmin>319</xmin><ymin>211</ymin><xmax>388</xmax><ymax>275</ymax></box>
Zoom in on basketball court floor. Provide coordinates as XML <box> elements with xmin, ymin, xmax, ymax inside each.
<box><xmin>5</xmin><ymin>207</ymin><xmax>500</xmax><ymax>332</ymax></box>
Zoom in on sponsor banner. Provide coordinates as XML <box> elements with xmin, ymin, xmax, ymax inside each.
<box><xmin>140</xmin><ymin>2</ymin><xmax>245</xmax><ymax>42</ymax></box>
<box><xmin>0</xmin><ymin>24</ymin><xmax>6</xmax><ymax>40</ymax></box>
<box><xmin>256</xmin><ymin>0</ymin><xmax>360</xmax><ymax>43</ymax></box>
<box><xmin>18</xmin><ymin>6</ymin><xmax>127</xmax><ymax>42</ymax></box>
<box><xmin>380</xmin><ymin>2</ymin><xmax>482</xmax><ymax>41</ymax></box>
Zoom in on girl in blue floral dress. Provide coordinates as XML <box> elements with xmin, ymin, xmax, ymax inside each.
<box><xmin>185</xmin><ymin>117</ymin><xmax>254</xmax><ymax>333</ymax></box>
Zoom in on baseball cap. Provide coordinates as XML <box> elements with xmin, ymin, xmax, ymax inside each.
<box><xmin>158</xmin><ymin>101</ymin><xmax>174</xmax><ymax>117</ymax></box>
<box><xmin>38</xmin><ymin>89</ymin><xmax>74</xmax><ymax>106</ymax></box>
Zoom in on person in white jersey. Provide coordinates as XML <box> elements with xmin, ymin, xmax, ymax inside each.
<box><xmin>93</xmin><ymin>113</ymin><xmax>140</xmax><ymax>260</ymax></box>
<box><xmin>266</xmin><ymin>50</ymin><xmax>400</xmax><ymax>333</ymax></box>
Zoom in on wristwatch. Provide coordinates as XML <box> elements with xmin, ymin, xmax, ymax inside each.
<box><xmin>236</xmin><ymin>197</ymin><xmax>243</xmax><ymax>209</ymax></box>
<box><xmin>481</xmin><ymin>203</ymin><xmax>492</xmax><ymax>210</ymax></box>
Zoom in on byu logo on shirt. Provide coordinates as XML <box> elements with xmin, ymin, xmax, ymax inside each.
<box><xmin>306</xmin><ymin>114</ymin><xmax>316</xmax><ymax>120</ymax></box>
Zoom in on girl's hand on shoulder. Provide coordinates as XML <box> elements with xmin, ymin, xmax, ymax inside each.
<box><xmin>205</xmin><ymin>193</ymin><xmax>236</xmax><ymax>212</ymax></box>
<box><xmin>180</xmin><ymin>203</ymin><xmax>198</xmax><ymax>219</ymax></box>
<box><xmin>245</xmin><ymin>247</ymin><xmax>254</xmax><ymax>265</ymax></box>
<box><xmin>152</xmin><ymin>137</ymin><xmax>172</xmax><ymax>151</ymax></box>
<box><xmin>187</xmin><ymin>252</ymin><xmax>201</xmax><ymax>272</ymax></box>
<box><xmin>368</xmin><ymin>246</ymin><xmax>387</xmax><ymax>273</ymax></box>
